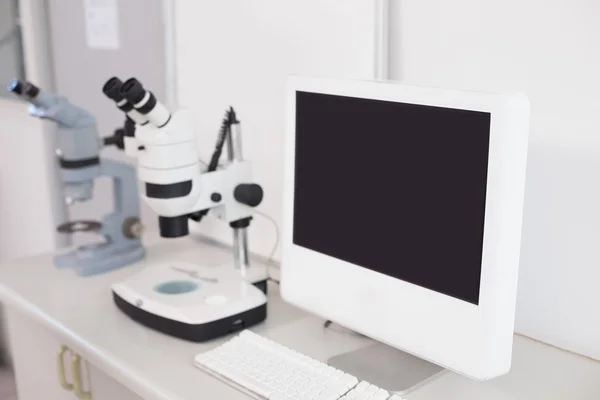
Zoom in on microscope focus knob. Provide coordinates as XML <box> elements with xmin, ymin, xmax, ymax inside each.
<box><xmin>123</xmin><ymin>217</ymin><xmax>143</xmax><ymax>239</ymax></box>
<box><xmin>103</xmin><ymin>128</ymin><xmax>125</xmax><ymax>150</ymax></box>
<box><xmin>234</xmin><ymin>184</ymin><xmax>264</xmax><ymax>207</ymax></box>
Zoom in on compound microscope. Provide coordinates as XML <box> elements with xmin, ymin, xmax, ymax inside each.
<box><xmin>7</xmin><ymin>79</ymin><xmax>145</xmax><ymax>276</ymax></box>
<box><xmin>101</xmin><ymin>77</ymin><xmax>268</xmax><ymax>342</ymax></box>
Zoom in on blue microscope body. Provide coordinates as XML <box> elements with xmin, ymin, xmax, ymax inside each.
<box><xmin>8</xmin><ymin>79</ymin><xmax>145</xmax><ymax>276</ymax></box>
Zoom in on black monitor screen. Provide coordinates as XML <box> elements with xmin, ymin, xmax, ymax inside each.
<box><xmin>292</xmin><ymin>91</ymin><xmax>491</xmax><ymax>305</ymax></box>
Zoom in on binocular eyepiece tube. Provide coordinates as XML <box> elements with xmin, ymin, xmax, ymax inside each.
<box><xmin>113</xmin><ymin>78</ymin><xmax>171</xmax><ymax>128</ymax></box>
<box><xmin>102</xmin><ymin>77</ymin><xmax>147</xmax><ymax>126</ymax></box>
<box><xmin>103</xmin><ymin>77</ymin><xmax>131</xmax><ymax>110</ymax></box>
<box><xmin>7</xmin><ymin>79</ymin><xmax>40</xmax><ymax>101</ymax></box>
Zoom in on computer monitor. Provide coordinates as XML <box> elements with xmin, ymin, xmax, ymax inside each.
<box><xmin>281</xmin><ymin>76</ymin><xmax>530</xmax><ymax>389</ymax></box>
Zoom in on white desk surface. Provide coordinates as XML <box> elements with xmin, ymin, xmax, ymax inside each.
<box><xmin>0</xmin><ymin>234</ymin><xmax>599</xmax><ymax>400</ymax></box>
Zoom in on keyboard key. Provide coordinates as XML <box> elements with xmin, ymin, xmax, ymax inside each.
<box><xmin>354</xmin><ymin>381</ymin><xmax>370</xmax><ymax>392</ymax></box>
<box><xmin>331</xmin><ymin>370</ymin><xmax>345</xmax><ymax>380</ymax></box>
<box><xmin>365</xmin><ymin>384</ymin><xmax>378</xmax><ymax>393</ymax></box>
<box><xmin>342</xmin><ymin>374</ymin><xmax>359</xmax><ymax>388</ymax></box>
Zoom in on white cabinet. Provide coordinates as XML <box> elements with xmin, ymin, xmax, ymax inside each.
<box><xmin>6</xmin><ymin>307</ymin><xmax>74</xmax><ymax>400</ymax></box>
<box><xmin>88</xmin><ymin>363</ymin><xmax>143</xmax><ymax>400</ymax></box>
<box><xmin>5</xmin><ymin>307</ymin><xmax>141</xmax><ymax>400</ymax></box>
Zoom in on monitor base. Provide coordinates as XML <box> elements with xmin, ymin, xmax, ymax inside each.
<box><xmin>328</xmin><ymin>342</ymin><xmax>446</xmax><ymax>395</ymax></box>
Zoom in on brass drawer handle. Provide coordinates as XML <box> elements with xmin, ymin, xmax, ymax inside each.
<box><xmin>71</xmin><ymin>353</ymin><xmax>92</xmax><ymax>399</ymax></box>
<box><xmin>57</xmin><ymin>345</ymin><xmax>73</xmax><ymax>391</ymax></box>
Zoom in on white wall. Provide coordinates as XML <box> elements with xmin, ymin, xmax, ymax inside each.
<box><xmin>391</xmin><ymin>0</ymin><xmax>600</xmax><ymax>360</ymax></box>
<box><xmin>175</xmin><ymin>0</ymin><xmax>385</xmax><ymax>261</ymax></box>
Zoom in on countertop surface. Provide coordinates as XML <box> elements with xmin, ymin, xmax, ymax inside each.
<box><xmin>0</xmin><ymin>233</ymin><xmax>599</xmax><ymax>400</ymax></box>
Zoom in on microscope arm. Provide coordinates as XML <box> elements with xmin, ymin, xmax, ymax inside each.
<box><xmin>137</xmin><ymin>158</ymin><xmax>259</xmax><ymax>272</ymax></box>
<box><xmin>141</xmin><ymin>161</ymin><xmax>257</xmax><ymax>219</ymax></box>
<box><xmin>192</xmin><ymin>163</ymin><xmax>262</xmax><ymax>272</ymax></box>
<box><xmin>102</xmin><ymin>159</ymin><xmax>141</xmax><ymax>218</ymax></box>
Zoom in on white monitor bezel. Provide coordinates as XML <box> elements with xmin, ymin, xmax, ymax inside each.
<box><xmin>281</xmin><ymin>76</ymin><xmax>530</xmax><ymax>380</ymax></box>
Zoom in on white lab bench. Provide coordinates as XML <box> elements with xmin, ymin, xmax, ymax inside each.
<box><xmin>0</xmin><ymin>233</ymin><xmax>599</xmax><ymax>400</ymax></box>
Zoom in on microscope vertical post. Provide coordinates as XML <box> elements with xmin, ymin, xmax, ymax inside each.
<box><xmin>227</xmin><ymin>121</ymin><xmax>251</xmax><ymax>273</ymax></box>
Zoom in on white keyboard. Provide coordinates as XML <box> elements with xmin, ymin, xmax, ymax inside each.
<box><xmin>194</xmin><ymin>330</ymin><xmax>405</xmax><ymax>400</ymax></box>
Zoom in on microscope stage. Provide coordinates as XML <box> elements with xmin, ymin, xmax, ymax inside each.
<box><xmin>112</xmin><ymin>262</ymin><xmax>267</xmax><ymax>342</ymax></box>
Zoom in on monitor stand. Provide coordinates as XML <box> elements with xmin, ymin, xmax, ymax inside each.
<box><xmin>328</xmin><ymin>341</ymin><xmax>446</xmax><ymax>395</ymax></box>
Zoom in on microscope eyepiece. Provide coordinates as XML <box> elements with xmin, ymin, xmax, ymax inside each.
<box><xmin>102</xmin><ymin>77</ymin><xmax>125</xmax><ymax>102</ymax></box>
<box><xmin>120</xmin><ymin>78</ymin><xmax>147</xmax><ymax>105</ymax></box>
<box><xmin>7</xmin><ymin>78</ymin><xmax>23</xmax><ymax>94</ymax></box>
<box><xmin>119</xmin><ymin>77</ymin><xmax>171</xmax><ymax>128</ymax></box>
<box><xmin>7</xmin><ymin>79</ymin><xmax>40</xmax><ymax>99</ymax></box>
<box><xmin>102</xmin><ymin>77</ymin><xmax>138</xmax><ymax>113</ymax></box>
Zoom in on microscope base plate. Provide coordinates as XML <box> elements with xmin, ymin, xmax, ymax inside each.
<box><xmin>54</xmin><ymin>245</ymin><xmax>146</xmax><ymax>276</ymax></box>
<box><xmin>111</xmin><ymin>262</ymin><xmax>268</xmax><ymax>342</ymax></box>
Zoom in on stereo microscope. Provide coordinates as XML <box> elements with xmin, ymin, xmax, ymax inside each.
<box><xmin>7</xmin><ymin>79</ymin><xmax>145</xmax><ymax>276</ymax></box>
<box><xmin>102</xmin><ymin>77</ymin><xmax>268</xmax><ymax>342</ymax></box>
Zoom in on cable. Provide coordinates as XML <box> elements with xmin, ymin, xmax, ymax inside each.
<box><xmin>245</xmin><ymin>214</ymin><xmax>361</xmax><ymax>334</ymax></box>
<box><xmin>254</xmin><ymin>207</ymin><xmax>360</xmax><ymax>335</ymax></box>
<box><xmin>253</xmin><ymin>209</ymin><xmax>280</xmax><ymax>284</ymax></box>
